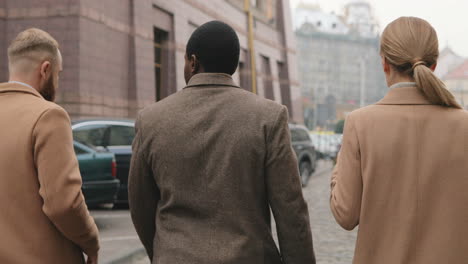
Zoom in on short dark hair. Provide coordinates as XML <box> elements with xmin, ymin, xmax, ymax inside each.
<box><xmin>186</xmin><ymin>21</ymin><xmax>240</xmax><ymax>75</ymax></box>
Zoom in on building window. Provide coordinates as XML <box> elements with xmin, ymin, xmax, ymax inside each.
<box><xmin>251</xmin><ymin>0</ymin><xmax>260</xmax><ymax>8</ymax></box>
<box><xmin>239</xmin><ymin>62</ymin><xmax>250</xmax><ymax>90</ymax></box>
<box><xmin>238</xmin><ymin>49</ymin><xmax>251</xmax><ymax>91</ymax></box>
<box><xmin>261</xmin><ymin>55</ymin><xmax>274</xmax><ymax>100</ymax></box>
<box><xmin>278</xmin><ymin>61</ymin><xmax>292</xmax><ymax>113</ymax></box>
<box><xmin>154</xmin><ymin>27</ymin><xmax>168</xmax><ymax>101</ymax></box>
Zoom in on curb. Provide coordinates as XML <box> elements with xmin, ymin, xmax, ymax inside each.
<box><xmin>105</xmin><ymin>247</ymin><xmax>147</xmax><ymax>264</ymax></box>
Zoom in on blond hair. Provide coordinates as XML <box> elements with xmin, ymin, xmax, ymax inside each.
<box><xmin>380</xmin><ymin>17</ymin><xmax>462</xmax><ymax>109</ymax></box>
<box><xmin>8</xmin><ymin>28</ymin><xmax>59</xmax><ymax>72</ymax></box>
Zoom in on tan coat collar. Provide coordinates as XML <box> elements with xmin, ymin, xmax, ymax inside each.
<box><xmin>184</xmin><ymin>73</ymin><xmax>240</xmax><ymax>89</ymax></box>
<box><xmin>0</xmin><ymin>82</ymin><xmax>44</xmax><ymax>99</ymax></box>
<box><xmin>376</xmin><ymin>86</ymin><xmax>432</xmax><ymax>105</ymax></box>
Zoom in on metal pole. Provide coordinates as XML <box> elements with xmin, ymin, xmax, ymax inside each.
<box><xmin>359</xmin><ymin>58</ymin><xmax>366</xmax><ymax>108</ymax></box>
<box><xmin>244</xmin><ymin>0</ymin><xmax>257</xmax><ymax>94</ymax></box>
<box><xmin>313</xmin><ymin>81</ymin><xmax>318</xmax><ymax>130</ymax></box>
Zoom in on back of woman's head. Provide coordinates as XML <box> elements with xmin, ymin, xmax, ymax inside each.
<box><xmin>380</xmin><ymin>17</ymin><xmax>462</xmax><ymax>109</ymax></box>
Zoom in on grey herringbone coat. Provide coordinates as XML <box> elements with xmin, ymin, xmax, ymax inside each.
<box><xmin>129</xmin><ymin>73</ymin><xmax>315</xmax><ymax>264</ymax></box>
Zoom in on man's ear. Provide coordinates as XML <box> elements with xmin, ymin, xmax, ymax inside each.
<box><xmin>430</xmin><ymin>62</ymin><xmax>437</xmax><ymax>72</ymax></box>
<box><xmin>190</xmin><ymin>54</ymin><xmax>199</xmax><ymax>74</ymax></box>
<box><xmin>40</xmin><ymin>61</ymin><xmax>51</xmax><ymax>80</ymax></box>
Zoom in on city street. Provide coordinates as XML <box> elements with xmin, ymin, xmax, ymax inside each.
<box><xmin>90</xmin><ymin>209</ymin><xmax>145</xmax><ymax>264</ymax></box>
<box><xmin>92</xmin><ymin>160</ymin><xmax>357</xmax><ymax>264</ymax></box>
<box><xmin>305</xmin><ymin>160</ymin><xmax>357</xmax><ymax>263</ymax></box>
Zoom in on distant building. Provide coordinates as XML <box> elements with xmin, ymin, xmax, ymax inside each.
<box><xmin>435</xmin><ymin>47</ymin><xmax>465</xmax><ymax>79</ymax></box>
<box><xmin>0</xmin><ymin>0</ymin><xmax>303</xmax><ymax>122</ymax></box>
<box><xmin>444</xmin><ymin>59</ymin><xmax>468</xmax><ymax>109</ymax></box>
<box><xmin>343</xmin><ymin>0</ymin><xmax>379</xmax><ymax>38</ymax></box>
<box><xmin>294</xmin><ymin>1</ymin><xmax>386</xmax><ymax>129</ymax></box>
<box><xmin>293</xmin><ymin>3</ymin><xmax>348</xmax><ymax>34</ymax></box>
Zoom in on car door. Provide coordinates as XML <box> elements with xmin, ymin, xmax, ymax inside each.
<box><xmin>74</xmin><ymin>142</ymin><xmax>95</xmax><ymax>182</ymax></box>
<box><xmin>107</xmin><ymin>124</ymin><xmax>134</xmax><ymax>185</ymax></box>
<box><xmin>290</xmin><ymin>128</ymin><xmax>302</xmax><ymax>158</ymax></box>
<box><xmin>297</xmin><ymin>128</ymin><xmax>317</xmax><ymax>168</ymax></box>
<box><xmin>74</xmin><ymin>141</ymin><xmax>114</xmax><ymax>182</ymax></box>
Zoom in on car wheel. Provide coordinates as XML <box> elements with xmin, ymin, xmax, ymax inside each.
<box><xmin>299</xmin><ymin>161</ymin><xmax>312</xmax><ymax>187</ymax></box>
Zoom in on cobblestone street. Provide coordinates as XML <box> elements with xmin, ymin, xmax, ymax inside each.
<box><xmin>305</xmin><ymin>160</ymin><xmax>357</xmax><ymax>264</ymax></box>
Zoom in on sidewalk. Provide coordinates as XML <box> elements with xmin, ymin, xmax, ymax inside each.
<box><xmin>90</xmin><ymin>209</ymin><xmax>147</xmax><ymax>264</ymax></box>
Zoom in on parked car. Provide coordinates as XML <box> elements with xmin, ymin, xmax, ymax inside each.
<box><xmin>309</xmin><ymin>133</ymin><xmax>342</xmax><ymax>160</ymax></box>
<box><xmin>72</xmin><ymin>120</ymin><xmax>135</xmax><ymax>205</ymax></box>
<box><xmin>74</xmin><ymin>141</ymin><xmax>120</xmax><ymax>206</ymax></box>
<box><xmin>289</xmin><ymin>124</ymin><xmax>318</xmax><ymax>187</ymax></box>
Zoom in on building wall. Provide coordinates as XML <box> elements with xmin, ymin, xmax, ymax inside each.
<box><xmin>0</xmin><ymin>0</ymin><xmax>82</xmax><ymax>115</ymax></box>
<box><xmin>296</xmin><ymin>25</ymin><xmax>387</xmax><ymax>128</ymax></box>
<box><xmin>446</xmin><ymin>79</ymin><xmax>468</xmax><ymax>108</ymax></box>
<box><xmin>0</xmin><ymin>0</ymin><xmax>302</xmax><ymax>122</ymax></box>
<box><xmin>435</xmin><ymin>48</ymin><xmax>464</xmax><ymax>79</ymax></box>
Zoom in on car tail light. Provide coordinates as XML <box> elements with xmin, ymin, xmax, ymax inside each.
<box><xmin>111</xmin><ymin>159</ymin><xmax>117</xmax><ymax>178</ymax></box>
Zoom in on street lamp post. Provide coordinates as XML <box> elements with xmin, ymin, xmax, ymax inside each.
<box><xmin>359</xmin><ymin>57</ymin><xmax>367</xmax><ymax>108</ymax></box>
<box><xmin>313</xmin><ymin>80</ymin><xmax>318</xmax><ymax>130</ymax></box>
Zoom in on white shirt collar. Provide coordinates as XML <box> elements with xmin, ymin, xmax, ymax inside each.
<box><xmin>389</xmin><ymin>82</ymin><xmax>417</xmax><ymax>89</ymax></box>
<box><xmin>8</xmin><ymin>81</ymin><xmax>35</xmax><ymax>90</ymax></box>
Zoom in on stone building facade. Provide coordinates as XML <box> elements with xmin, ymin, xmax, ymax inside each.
<box><xmin>444</xmin><ymin>59</ymin><xmax>468</xmax><ymax>109</ymax></box>
<box><xmin>0</xmin><ymin>0</ymin><xmax>302</xmax><ymax>122</ymax></box>
<box><xmin>293</xmin><ymin>1</ymin><xmax>386</xmax><ymax>129</ymax></box>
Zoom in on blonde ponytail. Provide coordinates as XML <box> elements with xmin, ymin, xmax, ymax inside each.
<box><xmin>381</xmin><ymin>17</ymin><xmax>462</xmax><ymax>109</ymax></box>
<box><xmin>413</xmin><ymin>64</ymin><xmax>462</xmax><ymax>108</ymax></box>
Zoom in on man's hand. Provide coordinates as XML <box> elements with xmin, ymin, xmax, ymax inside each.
<box><xmin>86</xmin><ymin>253</ymin><xmax>98</xmax><ymax>264</ymax></box>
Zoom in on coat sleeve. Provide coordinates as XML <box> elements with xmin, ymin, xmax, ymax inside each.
<box><xmin>330</xmin><ymin>113</ymin><xmax>363</xmax><ymax>230</ymax></box>
<box><xmin>128</xmin><ymin>114</ymin><xmax>160</xmax><ymax>260</ymax></box>
<box><xmin>265</xmin><ymin>106</ymin><xmax>316</xmax><ymax>264</ymax></box>
<box><xmin>33</xmin><ymin>106</ymin><xmax>99</xmax><ymax>255</ymax></box>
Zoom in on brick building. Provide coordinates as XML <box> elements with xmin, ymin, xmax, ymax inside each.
<box><xmin>0</xmin><ymin>0</ymin><xmax>302</xmax><ymax>122</ymax></box>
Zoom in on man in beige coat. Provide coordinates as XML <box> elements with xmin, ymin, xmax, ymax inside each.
<box><xmin>0</xmin><ymin>29</ymin><xmax>99</xmax><ymax>263</ymax></box>
<box><xmin>129</xmin><ymin>21</ymin><xmax>315</xmax><ymax>263</ymax></box>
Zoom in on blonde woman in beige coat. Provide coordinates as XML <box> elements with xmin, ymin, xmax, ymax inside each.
<box><xmin>331</xmin><ymin>17</ymin><xmax>468</xmax><ymax>264</ymax></box>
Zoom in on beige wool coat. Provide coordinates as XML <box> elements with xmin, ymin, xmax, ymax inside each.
<box><xmin>0</xmin><ymin>83</ymin><xmax>99</xmax><ymax>264</ymax></box>
<box><xmin>331</xmin><ymin>84</ymin><xmax>468</xmax><ymax>264</ymax></box>
<box><xmin>129</xmin><ymin>73</ymin><xmax>315</xmax><ymax>264</ymax></box>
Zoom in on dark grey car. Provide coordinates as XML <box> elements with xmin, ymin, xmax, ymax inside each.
<box><xmin>289</xmin><ymin>124</ymin><xmax>317</xmax><ymax>187</ymax></box>
<box><xmin>72</xmin><ymin>119</ymin><xmax>135</xmax><ymax>205</ymax></box>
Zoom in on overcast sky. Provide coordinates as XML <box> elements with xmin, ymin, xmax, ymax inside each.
<box><xmin>290</xmin><ymin>0</ymin><xmax>468</xmax><ymax>57</ymax></box>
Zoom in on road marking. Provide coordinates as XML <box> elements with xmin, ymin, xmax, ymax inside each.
<box><xmin>92</xmin><ymin>213</ymin><xmax>130</xmax><ymax>219</ymax></box>
<box><xmin>101</xmin><ymin>236</ymin><xmax>140</xmax><ymax>242</ymax></box>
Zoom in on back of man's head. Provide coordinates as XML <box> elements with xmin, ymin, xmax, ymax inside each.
<box><xmin>8</xmin><ymin>28</ymin><xmax>59</xmax><ymax>74</ymax></box>
<box><xmin>186</xmin><ymin>21</ymin><xmax>240</xmax><ymax>75</ymax></box>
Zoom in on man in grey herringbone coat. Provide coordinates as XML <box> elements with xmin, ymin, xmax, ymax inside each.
<box><xmin>128</xmin><ymin>20</ymin><xmax>315</xmax><ymax>264</ymax></box>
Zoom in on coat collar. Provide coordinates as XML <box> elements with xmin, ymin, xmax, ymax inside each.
<box><xmin>184</xmin><ymin>73</ymin><xmax>240</xmax><ymax>89</ymax></box>
<box><xmin>376</xmin><ymin>85</ymin><xmax>432</xmax><ymax>105</ymax></box>
<box><xmin>0</xmin><ymin>82</ymin><xmax>44</xmax><ymax>99</ymax></box>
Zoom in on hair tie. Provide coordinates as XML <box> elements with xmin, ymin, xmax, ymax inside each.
<box><xmin>412</xmin><ymin>61</ymin><xmax>426</xmax><ymax>70</ymax></box>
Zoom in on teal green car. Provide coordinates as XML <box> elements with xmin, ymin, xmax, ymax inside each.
<box><xmin>74</xmin><ymin>141</ymin><xmax>120</xmax><ymax>206</ymax></box>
